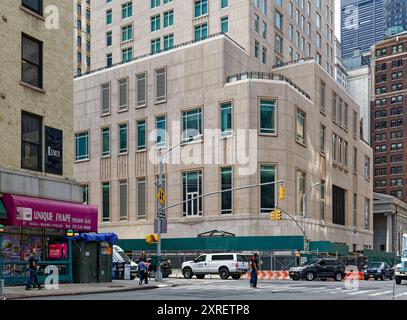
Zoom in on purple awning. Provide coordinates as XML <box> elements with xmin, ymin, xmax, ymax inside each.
<box><xmin>2</xmin><ymin>194</ymin><xmax>98</xmax><ymax>232</ymax></box>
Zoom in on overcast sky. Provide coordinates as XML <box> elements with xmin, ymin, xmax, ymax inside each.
<box><xmin>335</xmin><ymin>0</ymin><xmax>341</xmax><ymax>40</ymax></box>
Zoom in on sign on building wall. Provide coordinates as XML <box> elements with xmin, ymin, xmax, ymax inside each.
<box><xmin>44</xmin><ymin>126</ymin><xmax>63</xmax><ymax>175</ymax></box>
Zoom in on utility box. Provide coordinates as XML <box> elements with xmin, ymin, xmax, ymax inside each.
<box><xmin>71</xmin><ymin>234</ymin><xmax>116</xmax><ymax>283</ymax></box>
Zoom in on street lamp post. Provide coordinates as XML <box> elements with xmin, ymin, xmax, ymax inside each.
<box><xmin>302</xmin><ymin>182</ymin><xmax>321</xmax><ymax>253</ymax></box>
<box><xmin>155</xmin><ymin>135</ymin><xmax>198</xmax><ymax>282</ymax></box>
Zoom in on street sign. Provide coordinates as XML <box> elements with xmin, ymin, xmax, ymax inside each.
<box><xmin>157</xmin><ymin>188</ymin><xmax>166</xmax><ymax>205</ymax></box>
<box><xmin>154</xmin><ymin>218</ymin><xmax>167</xmax><ymax>234</ymax></box>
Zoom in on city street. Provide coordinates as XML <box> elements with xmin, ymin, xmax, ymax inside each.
<box><xmin>24</xmin><ymin>278</ymin><xmax>407</xmax><ymax>300</ymax></box>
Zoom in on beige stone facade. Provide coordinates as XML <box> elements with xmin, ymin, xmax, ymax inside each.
<box><xmin>74</xmin><ymin>35</ymin><xmax>373</xmax><ymax>250</ymax></box>
<box><xmin>89</xmin><ymin>0</ymin><xmax>335</xmax><ymax>75</ymax></box>
<box><xmin>73</xmin><ymin>0</ymin><xmax>91</xmax><ymax>76</ymax></box>
<box><xmin>0</xmin><ymin>0</ymin><xmax>81</xmax><ymax>202</ymax></box>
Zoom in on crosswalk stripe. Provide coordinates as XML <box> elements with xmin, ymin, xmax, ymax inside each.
<box><xmin>394</xmin><ymin>291</ymin><xmax>407</xmax><ymax>298</ymax></box>
<box><xmin>347</xmin><ymin>290</ymin><xmax>374</xmax><ymax>295</ymax></box>
<box><xmin>369</xmin><ymin>290</ymin><xmax>393</xmax><ymax>297</ymax></box>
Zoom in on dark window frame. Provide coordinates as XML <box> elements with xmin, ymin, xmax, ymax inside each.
<box><xmin>22</xmin><ymin>0</ymin><xmax>43</xmax><ymax>15</ymax></box>
<box><xmin>21</xmin><ymin>33</ymin><xmax>43</xmax><ymax>89</ymax></box>
<box><xmin>21</xmin><ymin>111</ymin><xmax>42</xmax><ymax>172</ymax></box>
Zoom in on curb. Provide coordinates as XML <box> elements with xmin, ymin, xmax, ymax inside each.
<box><xmin>1</xmin><ymin>282</ymin><xmax>177</xmax><ymax>300</ymax></box>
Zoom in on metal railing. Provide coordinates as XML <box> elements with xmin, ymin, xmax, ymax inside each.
<box><xmin>271</xmin><ymin>56</ymin><xmax>314</xmax><ymax>69</ymax></box>
<box><xmin>226</xmin><ymin>71</ymin><xmax>311</xmax><ymax>100</ymax></box>
<box><xmin>75</xmin><ymin>32</ymin><xmax>245</xmax><ymax>78</ymax></box>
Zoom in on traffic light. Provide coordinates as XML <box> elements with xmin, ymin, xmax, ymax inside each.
<box><xmin>146</xmin><ymin>234</ymin><xmax>159</xmax><ymax>244</ymax></box>
<box><xmin>270</xmin><ymin>210</ymin><xmax>282</xmax><ymax>221</ymax></box>
<box><xmin>277</xmin><ymin>210</ymin><xmax>282</xmax><ymax>220</ymax></box>
<box><xmin>279</xmin><ymin>185</ymin><xmax>285</xmax><ymax>200</ymax></box>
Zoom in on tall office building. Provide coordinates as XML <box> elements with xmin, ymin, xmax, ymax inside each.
<box><xmin>88</xmin><ymin>0</ymin><xmax>336</xmax><ymax>76</ymax></box>
<box><xmin>74</xmin><ymin>0</ymin><xmax>92</xmax><ymax>76</ymax></box>
<box><xmin>371</xmin><ymin>33</ymin><xmax>407</xmax><ymax>202</ymax></box>
<box><xmin>384</xmin><ymin>0</ymin><xmax>407</xmax><ymax>37</ymax></box>
<box><xmin>341</xmin><ymin>0</ymin><xmax>385</xmax><ymax>60</ymax></box>
<box><xmin>73</xmin><ymin>1</ymin><xmax>374</xmax><ymax>252</ymax></box>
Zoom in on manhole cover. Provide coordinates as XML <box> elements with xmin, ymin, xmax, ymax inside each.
<box><xmin>108</xmin><ymin>285</ymin><xmax>126</xmax><ymax>288</ymax></box>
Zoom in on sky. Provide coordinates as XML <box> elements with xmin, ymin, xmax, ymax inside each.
<box><xmin>335</xmin><ymin>0</ymin><xmax>341</xmax><ymax>40</ymax></box>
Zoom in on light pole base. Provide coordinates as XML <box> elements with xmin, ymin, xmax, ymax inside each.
<box><xmin>155</xmin><ymin>271</ymin><xmax>163</xmax><ymax>282</ymax></box>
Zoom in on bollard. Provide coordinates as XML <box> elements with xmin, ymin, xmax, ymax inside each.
<box><xmin>0</xmin><ymin>279</ymin><xmax>4</xmax><ymax>295</ymax></box>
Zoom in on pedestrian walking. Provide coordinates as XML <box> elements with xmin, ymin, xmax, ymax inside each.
<box><xmin>138</xmin><ymin>258</ymin><xmax>148</xmax><ymax>285</ymax></box>
<box><xmin>249</xmin><ymin>253</ymin><xmax>259</xmax><ymax>288</ymax></box>
<box><xmin>25</xmin><ymin>248</ymin><xmax>43</xmax><ymax>290</ymax></box>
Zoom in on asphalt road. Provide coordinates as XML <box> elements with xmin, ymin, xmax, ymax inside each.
<box><xmin>25</xmin><ymin>277</ymin><xmax>407</xmax><ymax>300</ymax></box>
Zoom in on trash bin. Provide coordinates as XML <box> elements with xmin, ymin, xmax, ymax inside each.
<box><xmin>116</xmin><ymin>262</ymin><xmax>125</xmax><ymax>280</ymax></box>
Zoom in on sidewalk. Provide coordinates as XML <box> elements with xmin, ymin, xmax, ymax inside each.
<box><xmin>0</xmin><ymin>279</ymin><xmax>176</xmax><ymax>300</ymax></box>
<box><xmin>169</xmin><ymin>269</ymin><xmax>291</xmax><ymax>280</ymax></box>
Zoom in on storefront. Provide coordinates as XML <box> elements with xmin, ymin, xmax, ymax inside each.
<box><xmin>0</xmin><ymin>193</ymin><xmax>98</xmax><ymax>285</ymax></box>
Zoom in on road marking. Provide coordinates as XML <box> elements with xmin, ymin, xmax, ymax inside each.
<box><xmin>347</xmin><ymin>290</ymin><xmax>374</xmax><ymax>295</ymax></box>
<box><xmin>369</xmin><ymin>290</ymin><xmax>393</xmax><ymax>297</ymax></box>
<box><xmin>394</xmin><ymin>291</ymin><xmax>407</xmax><ymax>298</ymax></box>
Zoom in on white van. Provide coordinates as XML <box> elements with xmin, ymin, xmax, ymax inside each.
<box><xmin>182</xmin><ymin>253</ymin><xmax>249</xmax><ymax>280</ymax></box>
<box><xmin>113</xmin><ymin>245</ymin><xmax>138</xmax><ymax>279</ymax></box>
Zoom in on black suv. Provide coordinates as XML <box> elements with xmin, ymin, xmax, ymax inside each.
<box><xmin>289</xmin><ymin>258</ymin><xmax>345</xmax><ymax>281</ymax></box>
<box><xmin>363</xmin><ymin>262</ymin><xmax>394</xmax><ymax>281</ymax></box>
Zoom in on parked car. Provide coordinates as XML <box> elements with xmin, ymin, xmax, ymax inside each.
<box><xmin>289</xmin><ymin>258</ymin><xmax>345</xmax><ymax>281</ymax></box>
<box><xmin>112</xmin><ymin>245</ymin><xmax>138</xmax><ymax>280</ymax></box>
<box><xmin>146</xmin><ymin>256</ymin><xmax>172</xmax><ymax>278</ymax></box>
<box><xmin>182</xmin><ymin>253</ymin><xmax>249</xmax><ymax>280</ymax></box>
<box><xmin>363</xmin><ymin>262</ymin><xmax>394</xmax><ymax>280</ymax></box>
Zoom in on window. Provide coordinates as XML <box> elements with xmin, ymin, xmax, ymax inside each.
<box><xmin>106</xmin><ymin>10</ymin><xmax>112</xmax><ymax>25</ymax></box>
<box><xmin>364</xmin><ymin>156</ymin><xmax>370</xmax><ymax>180</ymax></box>
<box><xmin>275</xmin><ymin>11</ymin><xmax>283</xmax><ymax>29</ymax></box>
<box><xmin>296</xmin><ymin>170</ymin><xmax>306</xmax><ymax>214</ymax></box>
<box><xmin>119</xmin><ymin>123</ymin><xmax>128</xmax><ymax>154</ymax></box>
<box><xmin>353</xmin><ymin>111</ymin><xmax>357</xmax><ymax>138</ymax></box>
<box><xmin>320</xmin><ymin>180</ymin><xmax>326</xmax><ymax>220</ymax></box>
<box><xmin>75</xmin><ymin>131</ymin><xmax>89</xmax><ymax>161</ymax></box>
<box><xmin>101</xmin><ymin>127</ymin><xmax>110</xmax><ymax>157</ymax></box>
<box><xmin>332</xmin><ymin>93</ymin><xmax>337</xmax><ymax>122</ymax></box>
<box><xmin>320</xmin><ymin>81</ymin><xmax>325</xmax><ymax>112</ymax></box>
<box><xmin>320</xmin><ymin>125</ymin><xmax>325</xmax><ymax>155</ymax></box>
<box><xmin>155</xmin><ymin>67</ymin><xmax>166</xmax><ymax>103</ymax></box>
<box><xmin>296</xmin><ymin>109</ymin><xmax>306</xmax><ymax>145</ymax></box>
<box><xmin>316</xmin><ymin>33</ymin><xmax>321</xmax><ymax>48</ymax></box>
<box><xmin>195</xmin><ymin>0</ymin><xmax>208</xmax><ymax>17</ymax></box>
<box><xmin>221</xmin><ymin>0</ymin><xmax>228</xmax><ymax>8</ymax></box>
<box><xmin>122</xmin><ymin>47</ymin><xmax>133</xmax><ymax>62</ymax></box>
<box><xmin>221</xmin><ymin>16</ymin><xmax>229</xmax><ymax>33</ymax></box>
<box><xmin>122</xmin><ymin>2</ymin><xmax>133</xmax><ymax>19</ymax></box>
<box><xmin>260</xmin><ymin>165</ymin><xmax>276</xmax><ymax>214</ymax></box>
<box><xmin>255</xmin><ymin>41</ymin><xmax>260</xmax><ymax>59</ymax></box>
<box><xmin>21</xmin><ymin>112</ymin><xmax>42</xmax><ymax>171</ymax></box>
<box><xmin>156</xmin><ymin>116</ymin><xmax>166</xmax><ymax>147</ymax></box>
<box><xmin>102</xmin><ymin>182</ymin><xmax>110</xmax><ymax>222</ymax></box>
<box><xmin>21</xmin><ymin>34</ymin><xmax>43</xmax><ymax>88</ymax></box>
<box><xmin>119</xmin><ymin>180</ymin><xmax>128</xmax><ymax>221</ymax></box>
<box><xmin>183</xmin><ymin>171</ymin><xmax>203</xmax><ymax>216</ymax></box>
<box><xmin>220</xmin><ymin>102</ymin><xmax>232</xmax><ymax>136</ymax></box>
<box><xmin>332</xmin><ymin>185</ymin><xmax>345</xmax><ymax>226</ymax></box>
<box><xmin>137</xmin><ymin>120</ymin><xmax>146</xmax><ymax>151</ymax></box>
<box><xmin>364</xmin><ymin>199</ymin><xmax>370</xmax><ymax>229</ymax></box>
<box><xmin>106</xmin><ymin>53</ymin><xmax>112</xmax><ymax>67</ymax></box>
<box><xmin>137</xmin><ymin>178</ymin><xmax>146</xmax><ymax>219</ymax></box>
<box><xmin>136</xmin><ymin>72</ymin><xmax>147</xmax><ymax>107</ymax></box>
<box><xmin>353</xmin><ymin>193</ymin><xmax>358</xmax><ymax>227</ymax></box>
<box><xmin>332</xmin><ymin>133</ymin><xmax>337</xmax><ymax>161</ymax></box>
<box><xmin>151</xmin><ymin>38</ymin><xmax>161</xmax><ymax>54</ymax></box>
<box><xmin>262</xmin><ymin>46</ymin><xmax>267</xmax><ymax>64</ymax></box>
<box><xmin>22</xmin><ymin>0</ymin><xmax>43</xmax><ymax>15</ymax></box>
<box><xmin>121</xmin><ymin>25</ymin><xmax>133</xmax><ymax>42</ymax></box>
<box><xmin>344</xmin><ymin>141</ymin><xmax>348</xmax><ymax>166</ymax></box>
<box><xmin>221</xmin><ymin>167</ymin><xmax>232</xmax><ymax>214</ymax></box>
<box><xmin>118</xmin><ymin>78</ymin><xmax>128</xmax><ymax>111</ymax></box>
<box><xmin>82</xmin><ymin>184</ymin><xmax>89</xmax><ymax>205</ymax></box>
<box><xmin>259</xmin><ymin>99</ymin><xmax>276</xmax><ymax>134</ymax></box>
<box><xmin>164</xmin><ymin>34</ymin><xmax>174</xmax><ymax>50</ymax></box>
<box><xmin>262</xmin><ymin>0</ymin><xmax>267</xmax><ymax>15</ymax></box>
<box><xmin>164</xmin><ymin>10</ymin><xmax>174</xmax><ymax>28</ymax></box>
<box><xmin>101</xmin><ymin>83</ymin><xmax>110</xmax><ymax>115</ymax></box>
<box><xmin>254</xmin><ymin>15</ymin><xmax>259</xmax><ymax>33</ymax></box>
<box><xmin>182</xmin><ymin>109</ymin><xmax>202</xmax><ymax>141</ymax></box>
<box><xmin>194</xmin><ymin>23</ymin><xmax>208</xmax><ymax>41</ymax></box>
<box><xmin>392</xmin><ymin>44</ymin><xmax>403</xmax><ymax>54</ymax></box>
<box><xmin>151</xmin><ymin>14</ymin><xmax>161</xmax><ymax>32</ymax></box>
<box><xmin>151</xmin><ymin>0</ymin><xmax>160</xmax><ymax>8</ymax></box>
<box><xmin>275</xmin><ymin>34</ymin><xmax>283</xmax><ymax>53</ymax></box>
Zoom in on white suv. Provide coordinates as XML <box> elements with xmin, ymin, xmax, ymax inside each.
<box><xmin>182</xmin><ymin>253</ymin><xmax>249</xmax><ymax>280</ymax></box>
